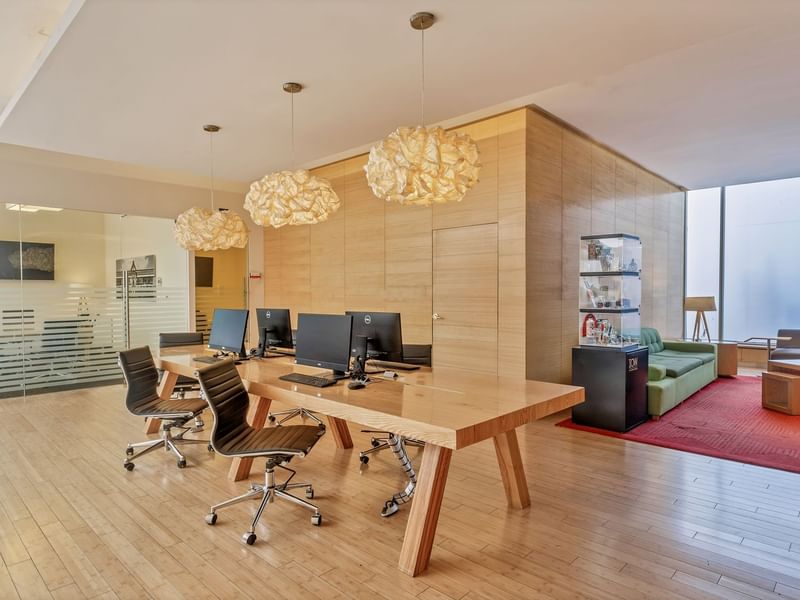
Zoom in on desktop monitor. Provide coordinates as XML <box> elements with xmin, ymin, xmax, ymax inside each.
<box><xmin>295</xmin><ymin>313</ymin><xmax>353</xmax><ymax>377</ymax></box>
<box><xmin>208</xmin><ymin>308</ymin><xmax>249</xmax><ymax>358</ymax></box>
<box><xmin>256</xmin><ymin>308</ymin><xmax>293</xmax><ymax>355</ymax></box>
<box><xmin>346</xmin><ymin>311</ymin><xmax>404</xmax><ymax>363</ymax></box>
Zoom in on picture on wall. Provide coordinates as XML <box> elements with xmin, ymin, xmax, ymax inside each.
<box><xmin>0</xmin><ymin>240</ymin><xmax>55</xmax><ymax>280</ymax></box>
<box><xmin>115</xmin><ymin>254</ymin><xmax>157</xmax><ymax>299</ymax></box>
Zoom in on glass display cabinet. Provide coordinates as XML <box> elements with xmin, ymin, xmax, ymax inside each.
<box><xmin>578</xmin><ymin>234</ymin><xmax>641</xmax><ymax>348</ymax></box>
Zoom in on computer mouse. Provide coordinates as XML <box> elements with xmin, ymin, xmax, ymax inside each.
<box><xmin>348</xmin><ymin>380</ymin><xmax>366</xmax><ymax>390</ymax></box>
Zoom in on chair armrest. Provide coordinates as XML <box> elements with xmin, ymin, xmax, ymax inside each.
<box><xmin>648</xmin><ymin>364</ymin><xmax>667</xmax><ymax>381</ymax></box>
<box><xmin>663</xmin><ymin>341</ymin><xmax>716</xmax><ymax>354</ymax></box>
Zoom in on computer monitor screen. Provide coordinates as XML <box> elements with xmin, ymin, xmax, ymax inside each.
<box><xmin>295</xmin><ymin>313</ymin><xmax>353</xmax><ymax>376</ymax></box>
<box><xmin>346</xmin><ymin>311</ymin><xmax>403</xmax><ymax>363</ymax></box>
<box><xmin>256</xmin><ymin>308</ymin><xmax>293</xmax><ymax>354</ymax></box>
<box><xmin>208</xmin><ymin>308</ymin><xmax>249</xmax><ymax>357</ymax></box>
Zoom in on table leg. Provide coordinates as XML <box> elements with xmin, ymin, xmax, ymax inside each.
<box><xmin>144</xmin><ymin>371</ymin><xmax>178</xmax><ymax>434</ymax></box>
<box><xmin>398</xmin><ymin>443</ymin><xmax>452</xmax><ymax>576</ymax></box>
<box><xmin>327</xmin><ymin>417</ymin><xmax>353</xmax><ymax>449</ymax></box>
<box><xmin>493</xmin><ymin>429</ymin><xmax>530</xmax><ymax>509</ymax></box>
<box><xmin>228</xmin><ymin>395</ymin><xmax>272</xmax><ymax>481</ymax></box>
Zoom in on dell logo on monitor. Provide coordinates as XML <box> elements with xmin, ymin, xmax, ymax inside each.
<box><xmin>364</xmin><ymin>314</ymin><xmax>371</xmax><ymax>325</ymax></box>
<box><xmin>265</xmin><ymin>310</ymin><xmax>271</xmax><ymax>319</ymax></box>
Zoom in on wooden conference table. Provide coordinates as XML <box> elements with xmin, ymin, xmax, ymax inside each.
<box><xmin>152</xmin><ymin>346</ymin><xmax>584</xmax><ymax>576</ymax></box>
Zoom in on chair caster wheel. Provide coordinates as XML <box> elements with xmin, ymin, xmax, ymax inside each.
<box><xmin>205</xmin><ymin>513</ymin><xmax>217</xmax><ymax>525</ymax></box>
<box><xmin>125</xmin><ymin>447</ymin><xmax>134</xmax><ymax>456</ymax></box>
<box><xmin>268</xmin><ymin>415</ymin><xmax>276</xmax><ymax>423</ymax></box>
<box><xmin>359</xmin><ymin>455</ymin><xmax>369</xmax><ymax>464</ymax></box>
<box><xmin>124</xmin><ymin>462</ymin><xmax>134</xmax><ymax>471</ymax></box>
<box><xmin>207</xmin><ymin>444</ymin><xmax>214</xmax><ymax>452</ymax></box>
<box><xmin>305</xmin><ymin>487</ymin><xmax>314</xmax><ymax>499</ymax></box>
<box><xmin>243</xmin><ymin>532</ymin><xmax>257</xmax><ymax>545</ymax></box>
<box><xmin>370</xmin><ymin>438</ymin><xmax>381</xmax><ymax>448</ymax></box>
<box><xmin>311</xmin><ymin>514</ymin><xmax>322</xmax><ymax>526</ymax></box>
<box><xmin>177</xmin><ymin>459</ymin><xmax>187</xmax><ymax>469</ymax></box>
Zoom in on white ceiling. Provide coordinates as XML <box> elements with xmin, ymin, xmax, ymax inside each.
<box><xmin>1</xmin><ymin>0</ymin><xmax>800</xmax><ymax>190</ymax></box>
<box><xmin>0</xmin><ymin>0</ymin><xmax>72</xmax><ymax>112</ymax></box>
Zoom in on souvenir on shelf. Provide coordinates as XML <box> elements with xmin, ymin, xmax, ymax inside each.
<box><xmin>579</xmin><ymin>234</ymin><xmax>641</xmax><ymax>348</ymax></box>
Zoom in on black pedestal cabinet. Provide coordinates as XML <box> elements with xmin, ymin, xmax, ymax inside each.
<box><xmin>571</xmin><ymin>346</ymin><xmax>648</xmax><ymax>432</ymax></box>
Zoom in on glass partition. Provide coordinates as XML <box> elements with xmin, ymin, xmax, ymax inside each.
<box><xmin>0</xmin><ymin>205</ymin><xmax>189</xmax><ymax>398</ymax></box>
<box><xmin>194</xmin><ymin>247</ymin><xmax>248</xmax><ymax>342</ymax></box>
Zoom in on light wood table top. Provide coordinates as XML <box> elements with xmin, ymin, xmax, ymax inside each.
<box><xmin>156</xmin><ymin>346</ymin><xmax>583</xmax><ymax>450</ymax></box>
<box><xmin>153</xmin><ymin>345</ymin><xmax>584</xmax><ymax>577</ymax></box>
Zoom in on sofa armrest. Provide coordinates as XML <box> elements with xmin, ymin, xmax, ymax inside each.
<box><xmin>649</xmin><ymin>364</ymin><xmax>667</xmax><ymax>381</ymax></box>
<box><xmin>663</xmin><ymin>341</ymin><xmax>716</xmax><ymax>354</ymax></box>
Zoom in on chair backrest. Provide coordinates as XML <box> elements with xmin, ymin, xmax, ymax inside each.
<box><xmin>640</xmin><ymin>327</ymin><xmax>664</xmax><ymax>354</ymax></box>
<box><xmin>194</xmin><ymin>359</ymin><xmax>250</xmax><ymax>454</ymax></box>
<box><xmin>118</xmin><ymin>346</ymin><xmax>161</xmax><ymax>413</ymax></box>
<box><xmin>159</xmin><ymin>332</ymin><xmax>204</xmax><ymax>348</ymax></box>
<box><xmin>777</xmin><ymin>329</ymin><xmax>800</xmax><ymax>349</ymax></box>
<box><xmin>402</xmin><ymin>343</ymin><xmax>432</xmax><ymax>366</ymax></box>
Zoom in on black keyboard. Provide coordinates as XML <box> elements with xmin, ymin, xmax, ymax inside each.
<box><xmin>279</xmin><ymin>373</ymin><xmax>337</xmax><ymax>388</ymax></box>
<box><xmin>193</xmin><ymin>355</ymin><xmax>222</xmax><ymax>364</ymax></box>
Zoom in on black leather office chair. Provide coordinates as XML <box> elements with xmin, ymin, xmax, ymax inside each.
<box><xmin>359</xmin><ymin>344</ymin><xmax>432</xmax><ymax>465</ymax></box>
<box><xmin>159</xmin><ymin>332</ymin><xmax>203</xmax><ymax>399</ymax></box>
<box><xmin>195</xmin><ymin>359</ymin><xmax>325</xmax><ymax>545</ymax></box>
<box><xmin>118</xmin><ymin>346</ymin><xmax>210</xmax><ymax>470</ymax></box>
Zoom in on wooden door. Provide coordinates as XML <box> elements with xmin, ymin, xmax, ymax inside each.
<box><xmin>432</xmin><ymin>223</ymin><xmax>498</xmax><ymax>374</ymax></box>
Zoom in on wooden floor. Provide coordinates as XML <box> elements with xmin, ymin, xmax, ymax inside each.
<box><xmin>2</xmin><ymin>382</ymin><xmax>800</xmax><ymax>600</ymax></box>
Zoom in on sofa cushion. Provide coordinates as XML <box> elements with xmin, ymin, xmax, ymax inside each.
<box><xmin>640</xmin><ymin>327</ymin><xmax>664</xmax><ymax>355</ymax></box>
<box><xmin>657</xmin><ymin>349</ymin><xmax>716</xmax><ymax>365</ymax></box>
<box><xmin>650</xmin><ymin>355</ymin><xmax>703</xmax><ymax>378</ymax></box>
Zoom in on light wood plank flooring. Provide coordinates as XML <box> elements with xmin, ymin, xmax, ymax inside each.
<box><xmin>1</xmin><ymin>384</ymin><xmax>800</xmax><ymax>599</ymax></box>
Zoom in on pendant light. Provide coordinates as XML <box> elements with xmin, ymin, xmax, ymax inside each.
<box><xmin>244</xmin><ymin>83</ymin><xmax>341</xmax><ymax>228</ymax></box>
<box><xmin>365</xmin><ymin>12</ymin><xmax>481</xmax><ymax>206</ymax></box>
<box><xmin>174</xmin><ymin>125</ymin><xmax>249</xmax><ymax>251</ymax></box>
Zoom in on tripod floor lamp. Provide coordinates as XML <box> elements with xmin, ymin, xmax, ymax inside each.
<box><xmin>685</xmin><ymin>296</ymin><xmax>716</xmax><ymax>342</ymax></box>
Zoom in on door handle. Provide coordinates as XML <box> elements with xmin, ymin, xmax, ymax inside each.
<box><xmin>432</xmin><ymin>313</ymin><xmax>442</xmax><ymax>320</ymax></box>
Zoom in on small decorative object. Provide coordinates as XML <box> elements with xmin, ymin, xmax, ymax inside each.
<box><xmin>245</xmin><ymin>83</ymin><xmax>341</xmax><ymax>227</ymax></box>
<box><xmin>626</xmin><ymin>258</ymin><xmax>639</xmax><ymax>272</ymax></box>
<box><xmin>365</xmin><ymin>12</ymin><xmax>481</xmax><ymax>206</ymax></box>
<box><xmin>175</xmin><ymin>125</ymin><xmax>249</xmax><ymax>251</ymax></box>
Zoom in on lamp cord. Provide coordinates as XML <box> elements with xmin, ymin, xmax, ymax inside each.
<box><xmin>420</xmin><ymin>27</ymin><xmax>425</xmax><ymax>126</ymax></box>
<box><xmin>291</xmin><ymin>91</ymin><xmax>295</xmax><ymax>169</ymax></box>
<box><xmin>208</xmin><ymin>131</ymin><xmax>216</xmax><ymax>211</ymax></box>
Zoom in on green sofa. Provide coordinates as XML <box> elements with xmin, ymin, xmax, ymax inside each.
<box><xmin>640</xmin><ymin>327</ymin><xmax>717</xmax><ymax>418</ymax></box>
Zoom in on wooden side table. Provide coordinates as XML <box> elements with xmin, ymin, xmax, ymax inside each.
<box><xmin>715</xmin><ymin>342</ymin><xmax>738</xmax><ymax>377</ymax></box>
<box><xmin>762</xmin><ymin>371</ymin><xmax>800</xmax><ymax>415</ymax></box>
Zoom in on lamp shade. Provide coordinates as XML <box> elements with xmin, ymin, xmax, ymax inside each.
<box><xmin>364</xmin><ymin>125</ymin><xmax>481</xmax><ymax>206</ymax></box>
<box><xmin>684</xmin><ymin>296</ymin><xmax>717</xmax><ymax>312</ymax></box>
<box><xmin>244</xmin><ymin>169</ymin><xmax>341</xmax><ymax>228</ymax></box>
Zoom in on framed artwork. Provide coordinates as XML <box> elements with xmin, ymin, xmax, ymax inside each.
<box><xmin>0</xmin><ymin>240</ymin><xmax>55</xmax><ymax>280</ymax></box>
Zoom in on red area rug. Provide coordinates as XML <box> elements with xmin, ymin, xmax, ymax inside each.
<box><xmin>557</xmin><ymin>376</ymin><xmax>800</xmax><ymax>474</ymax></box>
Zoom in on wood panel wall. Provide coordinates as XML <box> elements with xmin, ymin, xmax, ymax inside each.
<box><xmin>263</xmin><ymin>110</ymin><xmax>528</xmax><ymax>378</ymax></box>
<box><xmin>525</xmin><ymin>108</ymin><xmax>685</xmax><ymax>383</ymax></box>
<box><xmin>263</xmin><ymin>107</ymin><xmax>685</xmax><ymax>383</ymax></box>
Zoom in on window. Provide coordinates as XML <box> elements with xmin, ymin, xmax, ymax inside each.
<box><xmin>685</xmin><ymin>177</ymin><xmax>800</xmax><ymax>342</ymax></box>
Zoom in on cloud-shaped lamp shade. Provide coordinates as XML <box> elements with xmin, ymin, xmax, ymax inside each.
<box><xmin>173</xmin><ymin>207</ymin><xmax>249</xmax><ymax>251</ymax></box>
<box><xmin>364</xmin><ymin>125</ymin><xmax>481</xmax><ymax>206</ymax></box>
<box><xmin>244</xmin><ymin>169</ymin><xmax>341</xmax><ymax>228</ymax></box>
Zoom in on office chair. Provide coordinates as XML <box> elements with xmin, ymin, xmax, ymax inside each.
<box><xmin>359</xmin><ymin>344</ymin><xmax>431</xmax><ymax>465</ymax></box>
<box><xmin>195</xmin><ymin>359</ymin><xmax>325</xmax><ymax>545</ymax></box>
<box><xmin>159</xmin><ymin>332</ymin><xmax>204</xmax><ymax>399</ymax></box>
<box><xmin>118</xmin><ymin>346</ymin><xmax>211</xmax><ymax>470</ymax></box>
